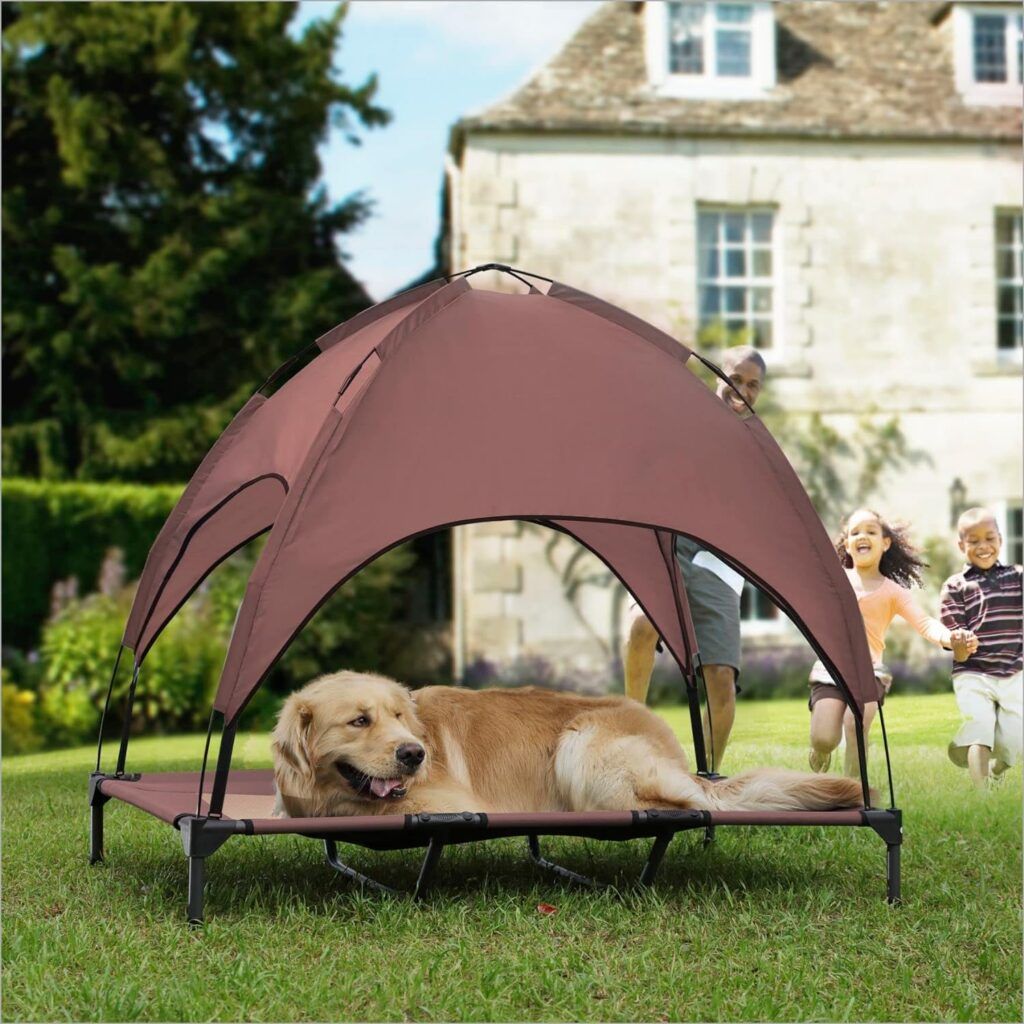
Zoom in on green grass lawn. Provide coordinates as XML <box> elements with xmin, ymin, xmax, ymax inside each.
<box><xmin>3</xmin><ymin>693</ymin><xmax>1020</xmax><ymax>1022</ymax></box>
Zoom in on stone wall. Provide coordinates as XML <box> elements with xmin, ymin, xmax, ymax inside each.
<box><xmin>449</xmin><ymin>133</ymin><xmax>1023</xmax><ymax>676</ymax></box>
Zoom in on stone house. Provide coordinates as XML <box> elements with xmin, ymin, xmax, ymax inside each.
<box><xmin>440</xmin><ymin>0</ymin><xmax>1022</xmax><ymax>682</ymax></box>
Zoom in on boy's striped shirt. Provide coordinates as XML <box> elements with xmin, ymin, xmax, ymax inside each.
<box><xmin>940</xmin><ymin>562</ymin><xmax>1023</xmax><ymax>677</ymax></box>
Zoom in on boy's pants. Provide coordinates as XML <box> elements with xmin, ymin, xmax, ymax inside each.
<box><xmin>948</xmin><ymin>670</ymin><xmax>1023</xmax><ymax>768</ymax></box>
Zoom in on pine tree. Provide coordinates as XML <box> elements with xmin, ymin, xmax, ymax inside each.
<box><xmin>2</xmin><ymin>1</ymin><xmax>389</xmax><ymax>480</ymax></box>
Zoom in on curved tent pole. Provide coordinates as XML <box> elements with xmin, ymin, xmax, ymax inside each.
<box><xmin>94</xmin><ymin>644</ymin><xmax>125</xmax><ymax>773</ymax></box>
<box><xmin>654</xmin><ymin>530</ymin><xmax>712</xmax><ymax>776</ymax></box>
<box><xmin>688</xmin><ymin>351</ymin><xmax>757</xmax><ymax>417</ymax></box>
<box><xmin>449</xmin><ymin>263</ymin><xmax>554</xmax><ymax>288</ymax></box>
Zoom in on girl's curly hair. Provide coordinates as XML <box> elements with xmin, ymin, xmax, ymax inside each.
<box><xmin>835</xmin><ymin>508</ymin><xmax>929</xmax><ymax>588</ymax></box>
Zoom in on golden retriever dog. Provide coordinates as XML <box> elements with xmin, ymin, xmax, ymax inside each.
<box><xmin>271</xmin><ymin>671</ymin><xmax>868</xmax><ymax>818</ymax></box>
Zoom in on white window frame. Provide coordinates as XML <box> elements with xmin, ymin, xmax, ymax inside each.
<box><xmin>995</xmin><ymin>208</ymin><xmax>1023</xmax><ymax>359</ymax></box>
<box><xmin>993</xmin><ymin>499</ymin><xmax>1024</xmax><ymax>565</ymax></box>
<box><xmin>953</xmin><ymin>3</ymin><xmax>1024</xmax><ymax>106</ymax></box>
<box><xmin>645</xmin><ymin>1</ymin><xmax>776</xmax><ymax>99</ymax></box>
<box><xmin>695</xmin><ymin>205</ymin><xmax>780</xmax><ymax>352</ymax></box>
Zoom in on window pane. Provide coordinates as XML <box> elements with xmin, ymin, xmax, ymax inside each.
<box><xmin>741</xmin><ymin>584</ymin><xmax>778</xmax><ymax>621</ymax></box>
<box><xmin>700</xmin><ymin>285</ymin><xmax>721</xmax><ymax>316</ymax></box>
<box><xmin>998</xmin><ymin>248</ymin><xmax>1016</xmax><ymax>279</ymax></box>
<box><xmin>700</xmin><ymin>246</ymin><xmax>719</xmax><ymax>277</ymax></box>
<box><xmin>724</xmin><ymin>287</ymin><xmax>746</xmax><ymax>313</ymax></box>
<box><xmin>1018</xmin><ymin>15</ymin><xmax>1024</xmax><ymax>84</ymax></box>
<box><xmin>1008</xmin><ymin>506</ymin><xmax>1023</xmax><ymax>565</ymax></box>
<box><xmin>751</xmin><ymin>287</ymin><xmax>772</xmax><ymax>313</ymax></box>
<box><xmin>724</xmin><ymin>249</ymin><xmax>746</xmax><ymax>276</ymax></box>
<box><xmin>998</xmin><ymin>284</ymin><xmax>1018</xmax><ymax>315</ymax></box>
<box><xmin>718</xmin><ymin>3</ymin><xmax>752</xmax><ymax>24</ymax></box>
<box><xmin>724</xmin><ymin>213</ymin><xmax>745</xmax><ymax>242</ymax></box>
<box><xmin>716</xmin><ymin>28</ymin><xmax>751</xmax><ymax>77</ymax></box>
<box><xmin>753</xmin><ymin>320</ymin><xmax>772</xmax><ymax>349</ymax></box>
<box><xmin>697</xmin><ymin>212</ymin><xmax>718</xmax><ymax>244</ymax></box>
<box><xmin>974</xmin><ymin>14</ymin><xmax>1008</xmax><ymax>82</ymax></box>
<box><xmin>752</xmin><ymin>248</ymin><xmax>772</xmax><ymax>276</ymax></box>
<box><xmin>997</xmin><ymin>317</ymin><xmax>1021</xmax><ymax>350</ymax></box>
<box><xmin>996</xmin><ymin>212</ymin><xmax>1017</xmax><ymax>244</ymax></box>
<box><xmin>669</xmin><ymin>2</ymin><xmax>705</xmax><ymax>74</ymax></box>
<box><xmin>751</xmin><ymin>213</ymin><xmax>773</xmax><ymax>242</ymax></box>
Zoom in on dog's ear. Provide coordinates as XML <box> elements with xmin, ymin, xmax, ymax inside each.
<box><xmin>272</xmin><ymin>701</ymin><xmax>317</xmax><ymax>780</ymax></box>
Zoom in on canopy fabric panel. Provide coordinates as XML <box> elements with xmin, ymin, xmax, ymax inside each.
<box><xmin>542</xmin><ymin>519</ymin><xmax>699</xmax><ymax>674</ymax></box>
<box><xmin>120</xmin><ymin>283</ymin><xmax>449</xmax><ymax>659</ymax></box>
<box><xmin>205</xmin><ymin>282</ymin><xmax>875</xmax><ymax>721</ymax></box>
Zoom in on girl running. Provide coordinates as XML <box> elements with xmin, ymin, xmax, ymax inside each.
<box><xmin>808</xmin><ymin>508</ymin><xmax>975</xmax><ymax>776</ymax></box>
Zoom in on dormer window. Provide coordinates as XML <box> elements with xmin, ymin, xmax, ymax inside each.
<box><xmin>953</xmin><ymin>3</ymin><xmax>1023</xmax><ymax>105</ymax></box>
<box><xmin>646</xmin><ymin>1</ymin><xmax>776</xmax><ymax>98</ymax></box>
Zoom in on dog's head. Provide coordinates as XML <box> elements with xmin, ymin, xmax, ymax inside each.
<box><xmin>272</xmin><ymin>671</ymin><xmax>427</xmax><ymax>812</ymax></box>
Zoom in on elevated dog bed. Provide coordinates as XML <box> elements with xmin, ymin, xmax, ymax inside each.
<box><xmin>90</xmin><ymin>264</ymin><xmax>902</xmax><ymax>923</ymax></box>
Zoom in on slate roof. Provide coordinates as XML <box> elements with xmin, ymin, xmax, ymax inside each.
<box><xmin>452</xmin><ymin>1</ymin><xmax>1021</xmax><ymax>148</ymax></box>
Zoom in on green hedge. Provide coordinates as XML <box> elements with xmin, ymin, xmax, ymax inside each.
<box><xmin>1</xmin><ymin>478</ymin><xmax>182</xmax><ymax>648</ymax></box>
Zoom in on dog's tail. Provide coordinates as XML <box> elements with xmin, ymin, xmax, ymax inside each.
<box><xmin>689</xmin><ymin>769</ymin><xmax>869</xmax><ymax>812</ymax></box>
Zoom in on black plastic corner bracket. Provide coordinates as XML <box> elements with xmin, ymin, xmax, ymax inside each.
<box><xmin>178</xmin><ymin>814</ymin><xmax>249</xmax><ymax>859</ymax></box>
<box><xmin>89</xmin><ymin>771</ymin><xmax>112</xmax><ymax>809</ymax></box>
<box><xmin>862</xmin><ymin>808</ymin><xmax>903</xmax><ymax>846</ymax></box>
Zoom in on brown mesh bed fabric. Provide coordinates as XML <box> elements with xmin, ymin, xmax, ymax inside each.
<box><xmin>97</xmin><ymin>770</ymin><xmax>867</xmax><ymax>837</ymax></box>
<box><xmin>90</xmin><ymin>266</ymin><xmax>903</xmax><ymax>921</ymax></box>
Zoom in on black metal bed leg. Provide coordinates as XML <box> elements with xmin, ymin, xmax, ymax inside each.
<box><xmin>527</xmin><ymin>834</ymin><xmax>602</xmax><ymax>889</ymax></box>
<box><xmin>323</xmin><ymin>839</ymin><xmax>401</xmax><ymax>896</ymax></box>
<box><xmin>702</xmin><ymin>824</ymin><xmax>716</xmax><ymax>847</ymax></box>
<box><xmin>88</xmin><ymin>771</ymin><xmax>111</xmax><ymax>864</ymax></box>
<box><xmin>90</xmin><ymin>801</ymin><xmax>105</xmax><ymax>864</ymax></box>
<box><xmin>412</xmin><ymin>837</ymin><xmax>445</xmax><ymax>901</ymax></box>
<box><xmin>187</xmin><ymin>856</ymin><xmax>206</xmax><ymax>926</ymax></box>
<box><xmin>864</xmin><ymin>808</ymin><xmax>903</xmax><ymax>905</ymax></box>
<box><xmin>638</xmin><ymin>834</ymin><xmax>672</xmax><ymax>886</ymax></box>
<box><xmin>886</xmin><ymin>839</ymin><xmax>901</xmax><ymax>906</ymax></box>
<box><xmin>178</xmin><ymin>815</ymin><xmax>244</xmax><ymax>926</ymax></box>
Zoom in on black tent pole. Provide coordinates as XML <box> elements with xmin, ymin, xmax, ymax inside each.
<box><xmin>94</xmin><ymin>644</ymin><xmax>124</xmax><ymax>773</ymax></box>
<box><xmin>207</xmin><ymin>719</ymin><xmax>237</xmax><ymax>819</ymax></box>
<box><xmin>851</xmin><ymin>710</ymin><xmax>871</xmax><ymax>808</ymax></box>
<box><xmin>687</xmin><ymin>656</ymin><xmax>711</xmax><ymax>776</ymax></box>
<box><xmin>114</xmin><ymin>660</ymin><xmax>142</xmax><ymax>776</ymax></box>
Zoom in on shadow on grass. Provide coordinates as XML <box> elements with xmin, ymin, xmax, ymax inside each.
<box><xmin>94</xmin><ymin>826</ymin><xmax>888</xmax><ymax>922</ymax></box>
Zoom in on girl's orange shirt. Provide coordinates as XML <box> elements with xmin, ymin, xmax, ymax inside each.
<box><xmin>845</xmin><ymin>569</ymin><xmax>950</xmax><ymax>665</ymax></box>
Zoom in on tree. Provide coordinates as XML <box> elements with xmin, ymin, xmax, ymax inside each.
<box><xmin>2</xmin><ymin>2</ymin><xmax>389</xmax><ymax>481</ymax></box>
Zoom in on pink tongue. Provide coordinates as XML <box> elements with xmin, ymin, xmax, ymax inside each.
<box><xmin>370</xmin><ymin>777</ymin><xmax>402</xmax><ymax>798</ymax></box>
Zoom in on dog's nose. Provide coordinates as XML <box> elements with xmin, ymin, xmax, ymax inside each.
<box><xmin>396</xmin><ymin>743</ymin><xmax>425</xmax><ymax>769</ymax></box>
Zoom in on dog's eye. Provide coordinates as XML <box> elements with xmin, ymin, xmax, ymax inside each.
<box><xmin>349</xmin><ymin>715</ymin><xmax>370</xmax><ymax>728</ymax></box>
<box><xmin>395</xmin><ymin>712</ymin><xmax>402</xmax><ymax>719</ymax></box>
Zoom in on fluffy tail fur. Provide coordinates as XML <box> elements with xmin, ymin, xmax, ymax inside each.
<box><xmin>690</xmin><ymin>769</ymin><xmax>868</xmax><ymax>811</ymax></box>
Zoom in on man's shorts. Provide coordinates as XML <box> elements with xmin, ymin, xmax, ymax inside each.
<box><xmin>628</xmin><ymin>536</ymin><xmax>741</xmax><ymax>687</ymax></box>
<box><xmin>673</xmin><ymin>536</ymin><xmax>742</xmax><ymax>674</ymax></box>
<box><xmin>947</xmin><ymin>670</ymin><xmax>1023</xmax><ymax>768</ymax></box>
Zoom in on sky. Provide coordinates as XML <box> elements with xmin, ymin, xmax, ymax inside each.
<box><xmin>297</xmin><ymin>1</ymin><xmax>602</xmax><ymax>300</ymax></box>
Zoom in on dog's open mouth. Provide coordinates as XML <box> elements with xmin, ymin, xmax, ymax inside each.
<box><xmin>335</xmin><ymin>759</ymin><xmax>407</xmax><ymax>799</ymax></box>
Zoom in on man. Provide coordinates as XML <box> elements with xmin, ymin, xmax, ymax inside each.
<box><xmin>623</xmin><ymin>345</ymin><xmax>766</xmax><ymax>772</ymax></box>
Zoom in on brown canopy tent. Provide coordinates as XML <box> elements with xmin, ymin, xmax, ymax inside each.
<box><xmin>89</xmin><ymin>266</ymin><xmax>902</xmax><ymax>923</ymax></box>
